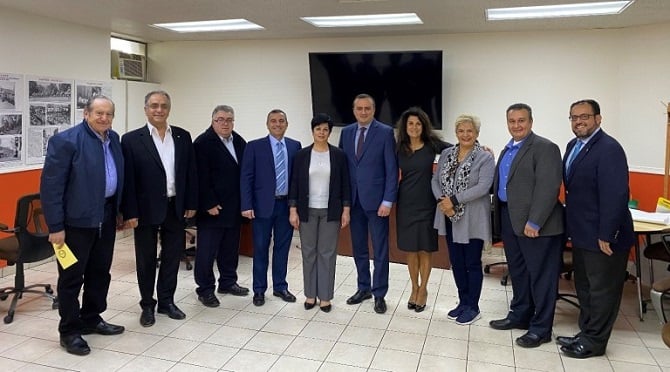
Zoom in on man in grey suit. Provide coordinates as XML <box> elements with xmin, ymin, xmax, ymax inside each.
<box><xmin>489</xmin><ymin>103</ymin><xmax>564</xmax><ymax>348</ymax></box>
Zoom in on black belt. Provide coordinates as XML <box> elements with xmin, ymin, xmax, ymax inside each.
<box><xmin>105</xmin><ymin>196</ymin><xmax>115</xmax><ymax>205</ymax></box>
<box><xmin>275</xmin><ymin>195</ymin><xmax>288</xmax><ymax>200</ymax></box>
<box><xmin>167</xmin><ymin>196</ymin><xmax>176</xmax><ymax>203</ymax></box>
<box><xmin>499</xmin><ymin>201</ymin><xmax>507</xmax><ymax>206</ymax></box>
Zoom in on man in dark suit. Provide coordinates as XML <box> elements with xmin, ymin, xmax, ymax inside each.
<box><xmin>489</xmin><ymin>103</ymin><xmax>564</xmax><ymax>348</ymax></box>
<box><xmin>121</xmin><ymin>90</ymin><xmax>197</xmax><ymax>326</ymax></box>
<box><xmin>338</xmin><ymin>93</ymin><xmax>398</xmax><ymax>314</ymax></box>
<box><xmin>240</xmin><ymin>109</ymin><xmax>301</xmax><ymax>306</ymax></box>
<box><xmin>557</xmin><ymin>99</ymin><xmax>634</xmax><ymax>359</ymax></box>
<box><xmin>41</xmin><ymin>95</ymin><xmax>125</xmax><ymax>356</ymax></box>
<box><xmin>193</xmin><ymin>105</ymin><xmax>249</xmax><ymax>308</ymax></box>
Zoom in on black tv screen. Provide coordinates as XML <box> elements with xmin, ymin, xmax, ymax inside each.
<box><xmin>308</xmin><ymin>51</ymin><xmax>443</xmax><ymax>128</ymax></box>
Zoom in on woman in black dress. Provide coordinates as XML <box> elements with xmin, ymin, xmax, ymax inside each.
<box><xmin>396</xmin><ymin>107</ymin><xmax>449</xmax><ymax>312</ymax></box>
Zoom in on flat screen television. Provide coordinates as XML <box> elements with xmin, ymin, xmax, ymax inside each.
<box><xmin>308</xmin><ymin>51</ymin><xmax>443</xmax><ymax>128</ymax></box>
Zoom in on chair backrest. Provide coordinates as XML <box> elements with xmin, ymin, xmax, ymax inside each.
<box><xmin>14</xmin><ymin>193</ymin><xmax>54</xmax><ymax>263</ymax></box>
<box><xmin>663</xmin><ymin>235</ymin><xmax>670</xmax><ymax>256</ymax></box>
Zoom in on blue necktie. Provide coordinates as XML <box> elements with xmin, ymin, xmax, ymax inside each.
<box><xmin>275</xmin><ymin>142</ymin><xmax>287</xmax><ymax>195</ymax></box>
<box><xmin>566</xmin><ymin>140</ymin><xmax>583</xmax><ymax>171</ymax></box>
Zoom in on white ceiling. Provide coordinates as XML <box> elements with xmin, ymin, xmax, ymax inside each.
<box><xmin>1</xmin><ymin>0</ymin><xmax>669</xmax><ymax>42</ymax></box>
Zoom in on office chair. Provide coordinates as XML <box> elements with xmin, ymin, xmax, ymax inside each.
<box><xmin>0</xmin><ymin>193</ymin><xmax>58</xmax><ymax>324</ymax></box>
<box><xmin>557</xmin><ymin>243</ymin><xmax>579</xmax><ymax>308</ymax></box>
<box><xmin>643</xmin><ymin>234</ymin><xmax>670</xmax><ymax>286</ymax></box>
<box><xmin>650</xmin><ymin>235</ymin><xmax>670</xmax><ymax>324</ymax></box>
<box><xmin>483</xmin><ymin>207</ymin><xmax>509</xmax><ymax>286</ymax></box>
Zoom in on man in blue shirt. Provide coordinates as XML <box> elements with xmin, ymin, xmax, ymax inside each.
<box><xmin>489</xmin><ymin>103</ymin><xmax>564</xmax><ymax>348</ymax></box>
<box><xmin>41</xmin><ymin>95</ymin><xmax>125</xmax><ymax>356</ymax></box>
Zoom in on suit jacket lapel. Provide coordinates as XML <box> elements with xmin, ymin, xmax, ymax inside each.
<box><xmin>357</xmin><ymin>120</ymin><xmax>377</xmax><ymax>162</ymax></box>
<box><xmin>139</xmin><ymin>128</ymin><xmax>165</xmax><ymax>172</ymax></box>
<box><xmin>508</xmin><ymin>133</ymin><xmax>534</xmax><ymax>180</ymax></box>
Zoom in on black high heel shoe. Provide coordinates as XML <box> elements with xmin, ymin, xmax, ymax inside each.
<box><xmin>414</xmin><ymin>304</ymin><xmax>426</xmax><ymax>313</ymax></box>
<box><xmin>320</xmin><ymin>304</ymin><xmax>332</xmax><ymax>313</ymax></box>
<box><xmin>304</xmin><ymin>301</ymin><xmax>316</xmax><ymax>310</ymax></box>
<box><xmin>408</xmin><ymin>301</ymin><xmax>417</xmax><ymax>310</ymax></box>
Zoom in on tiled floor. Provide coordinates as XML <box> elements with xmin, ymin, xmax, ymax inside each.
<box><xmin>0</xmin><ymin>234</ymin><xmax>669</xmax><ymax>371</ymax></box>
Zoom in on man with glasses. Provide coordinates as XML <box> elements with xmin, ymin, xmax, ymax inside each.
<box><xmin>193</xmin><ymin>105</ymin><xmax>249</xmax><ymax>307</ymax></box>
<box><xmin>557</xmin><ymin>99</ymin><xmax>634</xmax><ymax>359</ymax></box>
<box><xmin>240</xmin><ymin>109</ymin><xmax>301</xmax><ymax>306</ymax></box>
<box><xmin>121</xmin><ymin>90</ymin><xmax>198</xmax><ymax>326</ymax></box>
<box><xmin>489</xmin><ymin>103</ymin><xmax>564</xmax><ymax>348</ymax></box>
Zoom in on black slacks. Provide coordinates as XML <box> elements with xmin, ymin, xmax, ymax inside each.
<box><xmin>500</xmin><ymin>204</ymin><xmax>562</xmax><ymax>337</ymax></box>
<box><xmin>134</xmin><ymin>199</ymin><xmax>185</xmax><ymax>309</ymax></box>
<box><xmin>58</xmin><ymin>200</ymin><xmax>116</xmax><ymax>337</ymax></box>
<box><xmin>572</xmin><ymin>247</ymin><xmax>628</xmax><ymax>352</ymax></box>
<box><xmin>194</xmin><ymin>225</ymin><xmax>241</xmax><ymax>296</ymax></box>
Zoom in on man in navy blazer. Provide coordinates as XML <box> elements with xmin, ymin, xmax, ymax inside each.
<box><xmin>557</xmin><ymin>99</ymin><xmax>634</xmax><ymax>359</ymax></box>
<box><xmin>338</xmin><ymin>94</ymin><xmax>398</xmax><ymax>314</ymax></box>
<box><xmin>193</xmin><ymin>105</ymin><xmax>249</xmax><ymax>308</ymax></box>
<box><xmin>240</xmin><ymin>109</ymin><xmax>301</xmax><ymax>306</ymax></box>
<box><xmin>121</xmin><ymin>91</ymin><xmax>198</xmax><ymax>327</ymax></box>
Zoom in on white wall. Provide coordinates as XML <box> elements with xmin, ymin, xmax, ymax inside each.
<box><xmin>150</xmin><ymin>24</ymin><xmax>670</xmax><ymax>172</ymax></box>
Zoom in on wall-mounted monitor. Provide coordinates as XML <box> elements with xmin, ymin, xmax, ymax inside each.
<box><xmin>308</xmin><ymin>51</ymin><xmax>443</xmax><ymax>128</ymax></box>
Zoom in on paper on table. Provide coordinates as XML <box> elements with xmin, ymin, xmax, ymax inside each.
<box><xmin>53</xmin><ymin>243</ymin><xmax>78</xmax><ymax>269</ymax></box>
<box><xmin>630</xmin><ymin>208</ymin><xmax>670</xmax><ymax>225</ymax></box>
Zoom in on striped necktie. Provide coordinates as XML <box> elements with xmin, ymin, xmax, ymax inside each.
<box><xmin>566</xmin><ymin>140</ymin><xmax>583</xmax><ymax>171</ymax></box>
<box><xmin>275</xmin><ymin>141</ymin><xmax>287</xmax><ymax>195</ymax></box>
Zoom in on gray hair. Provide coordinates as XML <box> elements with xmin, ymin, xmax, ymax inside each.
<box><xmin>454</xmin><ymin>114</ymin><xmax>481</xmax><ymax>133</ymax></box>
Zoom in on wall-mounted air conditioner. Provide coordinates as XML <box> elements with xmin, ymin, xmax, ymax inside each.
<box><xmin>111</xmin><ymin>50</ymin><xmax>146</xmax><ymax>81</ymax></box>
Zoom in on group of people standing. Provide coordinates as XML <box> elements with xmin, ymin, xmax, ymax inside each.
<box><xmin>39</xmin><ymin>90</ymin><xmax>633</xmax><ymax>361</ymax></box>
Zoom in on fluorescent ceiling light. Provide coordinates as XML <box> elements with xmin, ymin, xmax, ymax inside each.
<box><xmin>152</xmin><ymin>19</ymin><xmax>264</xmax><ymax>33</ymax></box>
<box><xmin>301</xmin><ymin>13</ymin><xmax>422</xmax><ymax>28</ymax></box>
<box><xmin>486</xmin><ymin>1</ymin><xmax>634</xmax><ymax>21</ymax></box>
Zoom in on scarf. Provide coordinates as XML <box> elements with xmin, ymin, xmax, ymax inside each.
<box><xmin>439</xmin><ymin>142</ymin><xmax>481</xmax><ymax>222</ymax></box>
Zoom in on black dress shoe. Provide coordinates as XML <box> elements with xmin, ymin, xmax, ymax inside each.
<box><xmin>556</xmin><ymin>335</ymin><xmax>580</xmax><ymax>347</ymax></box>
<box><xmin>198</xmin><ymin>293</ymin><xmax>220</xmax><ymax>308</ymax></box>
<box><xmin>140</xmin><ymin>307</ymin><xmax>155</xmax><ymax>327</ymax></box>
<box><xmin>157</xmin><ymin>303</ymin><xmax>186</xmax><ymax>320</ymax></box>
<box><xmin>218</xmin><ymin>283</ymin><xmax>250</xmax><ymax>296</ymax></box>
<box><xmin>346</xmin><ymin>290</ymin><xmax>372</xmax><ymax>305</ymax></box>
<box><xmin>561</xmin><ymin>342</ymin><xmax>605</xmax><ymax>359</ymax></box>
<box><xmin>320</xmin><ymin>304</ymin><xmax>332</xmax><ymax>313</ymax></box>
<box><xmin>516</xmin><ymin>332</ymin><xmax>552</xmax><ymax>348</ymax></box>
<box><xmin>374</xmin><ymin>297</ymin><xmax>387</xmax><ymax>314</ymax></box>
<box><xmin>60</xmin><ymin>334</ymin><xmax>91</xmax><ymax>356</ymax></box>
<box><xmin>253</xmin><ymin>293</ymin><xmax>265</xmax><ymax>306</ymax></box>
<box><xmin>273</xmin><ymin>290</ymin><xmax>297</xmax><ymax>302</ymax></box>
<box><xmin>304</xmin><ymin>301</ymin><xmax>316</xmax><ymax>310</ymax></box>
<box><xmin>489</xmin><ymin>318</ymin><xmax>529</xmax><ymax>330</ymax></box>
<box><xmin>81</xmin><ymin>320</ymin><xmax>125</xmax><ymax>336</ymax></box>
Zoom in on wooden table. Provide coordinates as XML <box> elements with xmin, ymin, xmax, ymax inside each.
<box><xmin>634</xmin><ymin>221</ymin><xmax>670</xmax><ymax>320</ymax></box>
<box><xmin>336</xmin><ymin>206</ymin><xmax>451</xmax><ymax>269</ymax></box>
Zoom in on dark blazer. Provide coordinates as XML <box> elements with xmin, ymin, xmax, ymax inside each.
<box><xmin>240</xmin><ymin>135</ymin><xmax>301</xmax><ymax>219</ymax></box>
<box><xmin>563</xmin><ymin>129</ymin><xmax>634</xmax><ymax>252</ymax></box>
<box><xmin>41</xmin><ymin>121</ymin><xmax>124</xmax><ymax>231</ymax></box>
<box><xmin>337</xmin><ymin>119</ymin><xmax>398</xmax><ymax>211</ymax></box>
<box><xmin>493</xmin><ymin>132</ymin><xmax>564</xmax><ymax>237</ymax></box>
<box><xmin>288</xmin><ymin>144</ymin><xmax>351</xmax><ymax>222</ymax></box>
<box><xmin>121</xmin><ymin>124</ymin><xmax>198</xmax><ymax>225</ymax></box>
<box><xmin>193</xmin><ymin>127</ymin><xmax>246</xmax><ymax>229</ymax></box>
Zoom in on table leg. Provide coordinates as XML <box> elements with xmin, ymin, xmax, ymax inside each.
<box><xmin>635</xmin><ymin>238</ymin><xmax>644</xmax><ymax>321</ymax></box>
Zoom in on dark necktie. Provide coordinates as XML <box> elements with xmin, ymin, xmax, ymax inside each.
<box><xmin>356</xmin><ymin>127</ymin><xmax>366</xmax><ymax>160</ymax></box>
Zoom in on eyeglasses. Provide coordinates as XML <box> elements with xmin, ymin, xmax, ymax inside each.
<box><xmin>214</xmin><ymin>118</ymin><xmax>234</xmax><ymax>124</ymax></box>
<box><xmin>569</xmin><ymin>114</ymin><xmax>595</xmax><ymax>121</ymax></box>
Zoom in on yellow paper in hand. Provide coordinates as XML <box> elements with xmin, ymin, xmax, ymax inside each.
<box><xmin>53</xmin><ymin>243</ymin><xmax>78</xmax><ymax>269</ymax></box>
